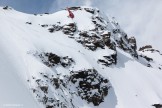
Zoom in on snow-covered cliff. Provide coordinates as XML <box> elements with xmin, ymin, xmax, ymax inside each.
<box><xmin>0</xmin><ymin>6</ymin><xmax>162</xmax><ymax>108</ymax></box>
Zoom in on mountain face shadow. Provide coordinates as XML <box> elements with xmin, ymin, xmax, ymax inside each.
<box><xmin>116</xmin><ymin>50</ymin><xmax>133</xmax><ymax>68</ymax></box>
<box><xmin>105</xmin><ymin>86</ymin><xmax>118</xmax><ymax>108</ymax></box>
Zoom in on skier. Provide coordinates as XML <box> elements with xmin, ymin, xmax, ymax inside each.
<box><xmin>67</xmin><ymin>8</ymin><xmax>74</xmax><ymax>19</ymax></box>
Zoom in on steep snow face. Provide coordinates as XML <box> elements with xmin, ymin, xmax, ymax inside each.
<box><xmin>0</xmin><ymin>6</ymin><xmax>162</xmax><ymax>108</ymax></box>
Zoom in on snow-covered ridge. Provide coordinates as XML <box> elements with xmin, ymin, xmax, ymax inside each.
<box><xmin>0</xmin><ymin>6</ymin><xmax>162</xmax><ymax>108</ymax></box>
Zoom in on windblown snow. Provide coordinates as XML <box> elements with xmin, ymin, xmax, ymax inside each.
<box><xmin>0</xmin><ymin>6</ymin><xmax>162</xmax><ymax>108</ymax></box>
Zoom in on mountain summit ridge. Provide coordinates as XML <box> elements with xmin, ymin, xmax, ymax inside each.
<box><xmin>0</xmin><ymin>6</ymin><xmax>162</xmax><ymax>108</ymax></box>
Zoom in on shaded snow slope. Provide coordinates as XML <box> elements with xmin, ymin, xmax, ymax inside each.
<box><xmin>0</xmin><ymin>6</ymin><xmax>162</xmax><ymax>108</ymax></box>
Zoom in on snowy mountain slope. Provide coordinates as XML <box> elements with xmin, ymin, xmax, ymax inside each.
<box><xmin>0</xmin><ymin>6</ymin><xmax>162</xmax><ymax>108</ymax></box>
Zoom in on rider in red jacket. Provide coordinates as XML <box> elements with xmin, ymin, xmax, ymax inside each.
<box><xmin>67</xmin><ymin>8</ymin><xmax>74</xmax><ymax>19</ymax></box>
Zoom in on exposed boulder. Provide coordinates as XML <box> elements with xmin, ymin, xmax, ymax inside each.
<box><xmin>139</xmin><ymin>45</ymin><xmax>152</xmax><ymax>51</ymax></box>
<box><xmin>3</xmin><ymin>6</ymin><xmax>12</xmax><ymax>10</ymax></box>
<box><xmin>77</xmin><ymin>31</ymin><xmax>105</xmax><ymax>51</ymax></box>
<box><xmin>139</xmin><ymin>45</ymin><xmax>161</xmax><ymax>54</ymax></box>
<box><xmin>101</xmin><ymin>31</ymin><xmax>111</xmax><ymax>38</ymax></box>
<box><xmin>68</xmin><ymin>7</ymin><xmax>81</xmax><ymax>10</ymax></box>
<box><xmin>98</xmin><ymin>52</ymin><xmax>117</xmax><ymax>66</ymax></box>
<box><xmin>44</xmin><ymin>13</ymin><xmax>49</xmax><ymax>15</ymax></box>
<box><xmin>30</xmin><ymin>68</ymin><xmax>111</xmax><ymax>108</ymax></box>
<box><xmin>33</xmin><ymin>52</ymin><xmax>74</xmax><ymax>68</ymax></box>
<box><xmin>113</xmin><ymin>29</ymin><xmax>120</xmax><ymax>34</ymax></box>
<box><xmin>84</xmin><ymin>8</ymin><xmax>95</xmax><ymax>14</ymax></box>
<box><xmin>139</xmin><ymin>54</ymin><xmax>153</xmax><ymax>62</ymax></box>
<box><xmin>40</xmin><ymin>86</ymin><xmax>48</xmax><ymax>94</ymax></box>
<box><xmin>128</xmin><ymin>37</ymin><xmax>137</xmax><ymax>51</ymax></box>
<box><xmin>50</xmin><ymin>78</ymin><xmax>60</xmax><ymax>89</ymax></box>
<box><xmin>30</xmin><ymin>73</ymin><xmax>69</xmax><ymax>108</ymax></box>
<box><xmin>41</xmin><ymin>24</ymin><xmax>48</xmax><ymax>27</ymax></box>
<box><xmin>61</xmin><ymin>56</ymin><xmax>74</xmax><ymax>67</ymax></box>
<box><xmin>62</xmin><ymin>23</ymin><xmax>77</xmax><ymax>36</ymax></box>
<box><xmin>26</xmin><ymin>22</ymin><xmax>32</xmax><ymax>25</ymax></box>
<box><xmin>117</xmin><ymin>36</ymin><xmax>138</xmax><ymax>58</ymax></box>
<box><xmin>48</xmin><ymin>25</ymin><xmax>63</xmax><ymax>33</ymax></box>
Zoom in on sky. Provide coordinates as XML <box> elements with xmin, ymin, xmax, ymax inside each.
<box><xmin>0</xmin><ymin>0</ymin><xmax>162</xmax><ymax>51</ymax></box>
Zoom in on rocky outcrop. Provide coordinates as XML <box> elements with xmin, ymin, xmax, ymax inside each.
<box><xmin>26</xmin><ymin>22</ymin><xmax>32</xmax><ymax>25</ymax></box>
<box><xmin>128</xmin><ymin>37</ymin><xmax>137</xmax><ymax>51</ymax></box>
<box><xmin>76</xmin><ymin>31</ymin><xmax>105</xmax><ymax>51</ymax></box>
<box><xmin>48</xmin><ymin>25</ymin><xmax>63</xmax><ymax>33</ymax></box>
<box><xmin>31</xmin><ymin>73</ymin><xmax>69</xmax><ymax>108</ymax></box>
<box><xmin>98</xmin><ymin>53</ymin><xmax>117</xmax><ymax>66</ymax></box>
<box><xmin>139</xmin><ymin>45</ymin><xmax>161</xmax><ymax>54</ymax></box>
<box><xmin>34</xmin><ymin>52</ymin><xmax>74</xmax><ymax>68</ymax></box>
<box><xmin>117</xmin><ymin>35</ymin><xmax>138</xmax><ymax>58</ymax></box>
<box><xmin>29</xmin><ymin>50</ymin><xmax>111</xmax><ymax>107</ymax></box>
<box><xmin>139</xmin><ymin>54</ymin><xmax>153</xmax><ymax>62</ymax></box>
<box><xmin>152</xmin><ymin>104</ymin><xmax>162</xmax><ymax>108</ymax></box>
<box><xmin>3</xmin><ymin>6</ymin><xmax>12</xmax><ymax>10</ymax></box>
<box><xmin>84</xmin><ymin>8</ymin><xmax>95</xmax><ymax>14</ymax></box>
<box><xmin>30</xmin><ymin>68</ymin><xmax>110</xmax><ymax>108</ymax></box>
<box><xmin>62</xmin><ymin>23</ymin><xmax>77</xmax><ymax>36</ymax></box>
<box><xmin>139</xmin><ymin>45</ymin><xmax>152</xmax><ymax>51</ymax></box>
<box><xmin>70</xmin><ymin>69</ymin><xmax>110</xmax><ymax>106</ymax></box>
<box><xmin>68</xmin><ymin>7</ymin><xmax>81</xmax><ymax>10</ymax></box>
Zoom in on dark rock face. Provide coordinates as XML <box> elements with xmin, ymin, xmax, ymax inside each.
<box><xmin>30</xmin><ymin>69</ymin><xmax>110</xmax><ymax>108</ymax></box>
<box><xmin>98</xmin><ymin>53</ymin><xmax>117</xmax><ymax>67</ymax></box>
<box><xmin>40</xmin><ymin>86</ymin><xmax>48</xmax><ymax>93</ymax></box>
<box><xmin>117</xmin><ymin>35</ymin><xmax>138</xmax><ymax>58</ymax></box>
<box><xmin>138</xmin><ymin>45</ymin><xmax>162</xmax><ymax>70</ymax></box>
<box><xmin>31</xmin><ymin>72</ymin><xmax>70</xmax><ymax>108</ymax></box>
<box><xmin>138</xmin><ymin>53</ymin><xmax>154</xmax><ymax>68</ymax></box>
<box><xmin>29</xmin><ymin>51</ymin><xmax>111</xmax><ymax>107</ymax></box>
<box><xmin>3</xmin><ymin>6</ymin><xmax>12</xmax><ymax>10</ymax></box>
<box><xmin>68</xmin><ymin>7</ymin><xmax>81</xmax><ymax>10</ymax></box>
<box><xmin>113</xmin><ymin>29</ymin><xmax>120</xmax><ymax>34</ymax></box>
<box><xmin>40</xmin><ymin>22</ymin><xmax>76</xmax><ymax>35</ymax></box>
<box><xmin>38</xmin><ymin>52</ymin><xmax>61</xmax><ymax>67</ymax></box>
<box><xmin>62</xmin><ymin>23</ymin><xmax>77</xmax><ymax>36</ymax></box>
<box><xmin>139</xmin><ymin>45</ymin><xmax>152</xmax><ymax>51</ymax></box>
<box><xmin>41</xmin><ymin>24</ymin><xmax>48</xmax><ymax>27</ymax></box>
<box><xmin>34</xmin><ymin>52</ymin><xmax>74</xmax><ymax>68</ymax></box>
<box><xmin>36</xmin><ymin>7</ymin><xmax>121</xmax><ymax>68</ymax></box>
<box><xmin>26</xmin><ymin>22</ymin><xmax>32</xmax><ymax>25</ymax></box>
<box><xmin>139</xmin><ymin>54</ymin><xmax>153</xmax><ymax>62</ymax></box>
<box><xmin>75</xmin><ymin>14</ymin><xmax>116</xmax><ymax>51</ymax></box>
<box><xmin>46</xmin><ymin>105</ymin><xmax>53</xmax><ymax>108</ymax></box>
<box><xmin>139</xmin><ymin>45</ymin><xmax>161</xmax><ymax>54</ymax></box>
<box><xmin>76</xmin><ymin>31</ymin><xmax>106</xmax><ymax>51</ymax></box>
<box><xmin>102</xmin><ymin>32</ymin><xmax>116</xmax><ymax>50</ymax></box>
<box><xmin>44</xmin><ymin>13</ymin><xmax>49</xmax><ymax>15</ymax></box>
<box><xmin>152</xmin><ymin>104</ymin><xmax>162</xmax><ymax>108</ymax></box>
<box><xmin>84</xmin><ymin>8</ymin><xmax>95</xmax><ymax>14</ymax></box>
<box><xmin>39</xmin><ymin>23</ymin><xmax>63</xmax><ymax>33</ymax></box>
<box><xmin>48</xmin><ymin>25</ymin><xmax>63</xmax><ymax>33</ymax></box>
<box><xmin>69</xmin><ymin>69</ymin><xmax>110</xmax><ymax>106</ymax></box>
<box><xmin>92</xmin><ymin>15</ymin><xmax>106</xmax><ymax>31</ymax></box>
<box><xmin>128</xmin><ymin>37</ymin><xmax>137</xmax><ymax>51</ymax></box>
<box><xmin>50</xmin><ymin>78</ymin><xmax>60</xmax><ymax>89</ymax></box>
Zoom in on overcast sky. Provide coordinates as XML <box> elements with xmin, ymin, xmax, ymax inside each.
<box><xmin>0</xmin><ymin>0</ymin><xmax>162</xmax><ymax>50</ymax></box>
